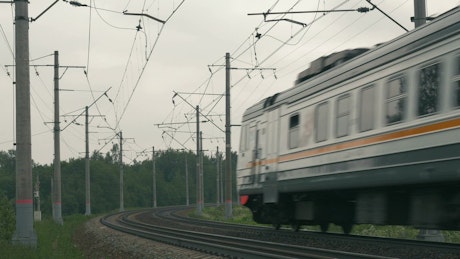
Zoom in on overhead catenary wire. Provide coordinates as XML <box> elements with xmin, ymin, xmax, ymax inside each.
<box><xmin>0</xmin><ymin>1</ymin><xmax>438</xmax><ymax>163</ymax></box>
<box><xmin>114</xmin><ymin>0</ymin><xmax>186</xmax><ymax>130</ymax></box>
<box><xmin>158</xmin><ymin>0</ymin><xmax>413</xmax><ymax>155</ymax></box>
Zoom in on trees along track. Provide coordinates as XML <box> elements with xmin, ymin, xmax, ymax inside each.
<box><xmin>101</xmin><ymin>206</ymin><xmax>460</xmax><ymax>259</ymax></box>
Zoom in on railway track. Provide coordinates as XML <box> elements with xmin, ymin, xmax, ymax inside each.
<box><xmin>100</xmin><ymin>206</ymin><xmax>460</xmax><ymax>258</ymax></box>
<box><xmin>158</xmin><ymin>206</ymin><xmax>460</xmax><ymax>258</ymax></box>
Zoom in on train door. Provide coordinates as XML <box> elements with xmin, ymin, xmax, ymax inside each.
<box><xmin>250</xmin><ymin>121</ymin><xmax>265</xmax><ymax>179</ymax></box>
<box><xmin>263</xmin><ymin>109</ymin><xmax>280</xmax><ymax>204</ymax></box>
<box><xmin>266</xmin><ymin>108</ymin><xmax>280</xmax><ymax>172</ymax></box>
<box><xmin>256</xmin><ymin>122</ymin><xmax>267</xmax><ymax>174</ymax></box>
<box><xmin>246</xmin><ymin>123</ymin><xmax>257</xmax><ymax>183</ymax></box>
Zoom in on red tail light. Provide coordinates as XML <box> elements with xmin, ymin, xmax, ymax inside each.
<box><xmin>240</xmin><ymin>195</ymin><xmax>249</xmax><ymax>205</ymax></box>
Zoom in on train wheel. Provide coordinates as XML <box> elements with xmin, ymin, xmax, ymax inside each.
<box><xmin>320</xmin><ymin>223</ymin><xmax>329</xmax><ymax>233</ymax></box>
<box><xmin>291</xmin><ymin>222</ymin><xmax>301</xmax><ymax>232</ymax></box>
<box><xmin>341</xmin><ymin>223</ymin><xmax>353</xmax><ymax>234</ymax></box>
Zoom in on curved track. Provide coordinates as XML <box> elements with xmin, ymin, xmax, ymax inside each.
<box><xmin>101</xmin><ymin>207</ymin><xmax>398</xmax><ymax>259</ymax></box>
<box><xmin>156</xmin><ymin>206</ymin><xmax>460</xmax><ymax>258</ymax></box>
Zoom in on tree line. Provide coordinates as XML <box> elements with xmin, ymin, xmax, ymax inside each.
<box><xmin>0</xmin><ymin>146</ymin><xmax>237</xmax><ymax>218</ymax></box>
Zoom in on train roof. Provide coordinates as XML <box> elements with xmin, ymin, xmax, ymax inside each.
<box><xmin>242</xmin><ymin>6</ymin><xmax>460</xmax><ymax>122</ymax></box>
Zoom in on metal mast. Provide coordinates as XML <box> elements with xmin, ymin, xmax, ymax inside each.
<box><xmin>413</xmin><ymin>0</ymin><xmax>426</xmax><ymax>28</ymax></box>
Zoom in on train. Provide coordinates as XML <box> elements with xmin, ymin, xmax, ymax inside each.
<box><xmin>236</xmin><ymin>6</ymin><xmax>460</xmax><ymax>233</ymax></box>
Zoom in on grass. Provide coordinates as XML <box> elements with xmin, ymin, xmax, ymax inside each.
<box><xmin>193</xmin><ymin>205</ymin><xmax>460</xmax><ymax>243</ymax></box>
<box><xmin>0</xmin><ymin>214</ymin><xmax>90</xmax><ymax>259</ymax></box>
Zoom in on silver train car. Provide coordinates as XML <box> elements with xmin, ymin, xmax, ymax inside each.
<box><xmin>236</xmin><ymin>7</ymin><xmax>460</xmax><ymax>233</ymax></box>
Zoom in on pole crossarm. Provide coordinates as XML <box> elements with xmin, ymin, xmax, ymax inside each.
<box><xmin>155</xmin><ymin>121</ymin><xmax>206</xmax><ymax>126</ymax></box>
<box><xmin>161</xmin><ymin>130</ymin><xmax>194</xmax><ymax>134</ymax></box>
<box><xmin>30</xmin><ymin>0</ymin><xmax>60</xmax><ymax>22</ymax></box>
<box><xmin>173</xmin><ymin>91</ymin><xmax>225</xmax><ymax>132</ymax></box>
<box><xmin>61</xmin><ymin>87</ymin><xmax>112</xmax><ymax>131</ymax></box>
<box><xmin>5</xmin><ymin>64</ymin><xmax>86</xmax><ymax>79</ymax></box>
<box><xmin>174</xmin><ymin>91</ymin><xmax>224</xmax><ymax>96</ymax></box>
<box><xmin>248</xmin><ymin>4</ymin><xmax>375</xmax><ymax>27</ymax></box>
<box><xmin>247</xmin><ymin>7</ymin><xmax>373</xmax><ymax>16</ymax></box>
<box><xmin>6</xmin><ymin>64</ymin><xmax>85</xmax><ymax>68</ymax></box>
<box><xmin>172</xmin><ymin>91</ymin><xmax>224</xmax><ymax>132</ymax></box>
<box><xmin>161</xmin><ymin>130</ymin><xmax>190</xmax><ymax>150</ymax></box>
<box><xmin>231</xmin><ymin>67</ymin><xmax>276</xmax><ymax>70</ymax></box>
<box><xmin>123</xmin><ymin>11</ymin><xmax>165</xmax><ymax>24</ymax></box>
<box><xmin>365</xmin><ymin>0</ymin><xmax>408</xmax><ymax>32</ymax></box>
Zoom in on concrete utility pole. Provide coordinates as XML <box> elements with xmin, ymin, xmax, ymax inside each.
<box><xmin>152</xmin><ymin>146</ymin><xmax>157</xmax><ymax>208</ymax></box>
<box><xmin>53</xmin><ymin>51</ymin><xmax>63</xmax><ymax>224</ymax></box>
<box><xmin>196</xmin><ymin>106</ymin><xmax>202</xmax><ymax>215</ymax></box>
<box><xmin>225</xmin><ymin>52</ymin><xmax>233</xmax><ymax>219</ymax></box>
<box><xmin>13</xmin><ymin>0</ymin><xmax>37</xmax><ymax>246</ymax></box>
<box><xmin>52</xmin><ymin>51</ymin><xmax>63</xmax><ymax>224</ymax></box>
<box><xmin>220</xmin><ymin>155</ymin><xmax>224</xmax><ymax>205</ymax></box>
<box><xmin>85</xmin><ymin>106</ymin><xmax>91</xmax><ymax>215</ymax></box>
<box><xmin>216</xmin><ymin>146</ymin><xmax>220</xmax><ymax>205</ymax></box>
<box><xmin>413</xmin><ymin>0</ymin><xmax>426</xmax><ymax>28</ymax></box>
<box><xmin>200</xmin><ymin>131</ymin><xmax>204</xmax><ymax>207</ymax></box>
<box><xmin>11</xmin><ymin>51</ymin><xmax>86</xmax><ymax>223</ymax></box>
<box><xmin>119</xmin><ymin>131</ymin><xmax>124</xmax><ymax>212</ymax></box>
<box><xmin>185</xmin><ymin>152</ymin><xmax>189</xmax><ymax>206</ymax></box>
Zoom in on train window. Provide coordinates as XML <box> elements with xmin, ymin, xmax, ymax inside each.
<box><xmin>289</xmin><ymin>114</ymin><xmax>299</xmax><ymax>149</ymax></box>
<box><xmin>418</xmin><ymin>63</ymin><xmax>440</xmax><ymax>116</ymax></box>
<box><xmin>456</xmin><ymin>81</ymin><xmax>460</xmax><ymax>107</ymax></box>
<box><xmin>386</xmin><ymin>76</ymin><xmax>407</xmax><ymax>124</ymax></box>
<box><xmin>336</xmin><ymin>94</ymin><xmax>350</xmax><ymax>137</ymax></box>
<box><xmin>315</xmin><ymin>102</ymin><xmax>329</xmax><ymax>142</ymax></box>
<box><xmin>455</xmin><ymin>56</ymin><xmax>460</xmax><ymax>107</ymax></box>
<box><xmin>359</xmin><ymin>85</ymin><xmax>376</xmax><ymax>132</ymax></box>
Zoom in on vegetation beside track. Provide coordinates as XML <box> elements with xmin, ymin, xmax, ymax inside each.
<box><xmin>0</xmin><ymin>214</ymin><xmax>88</xmax><ymax>258</ymax></box>
<box><xmin>194</xmin><ymin>205</ymin><xmax>460</xmax><ymax>243</ymax></box>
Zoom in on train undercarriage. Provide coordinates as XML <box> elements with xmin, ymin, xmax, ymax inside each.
<box><xmin>242</xmin><ymin>184</ymin><xmax>460</xmax><ymax>233</ymax></box>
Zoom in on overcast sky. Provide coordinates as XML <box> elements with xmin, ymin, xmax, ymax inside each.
<box><xmin>0</xmin><ymin>0</ymin><xmax>459</xmax><ymax>165</ymax></box>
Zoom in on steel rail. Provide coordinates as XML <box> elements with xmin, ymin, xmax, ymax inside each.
<box><xmin>101</xmin><ymin>209</ymin><xmax>394</xmax><ymax>259</ymax></box>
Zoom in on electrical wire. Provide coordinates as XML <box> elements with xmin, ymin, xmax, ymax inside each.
<box><xmin>114</xmin><ymin>0</ymin><xmax>186</xmax><ymax>129</ymax></box>
<box><xmin>159</xmin><ymin>0</ymin><xmax>380</xmax><ymax>152</ymax></box>
<box><xmin>92</xmin><ymin>0</ymin><xmax>137</xmax><ymax>31</ymax></box>
<box><xmin>0</xmin><ymin>23</ymin><xmax>13</xmax><ymax>58</ymax></box>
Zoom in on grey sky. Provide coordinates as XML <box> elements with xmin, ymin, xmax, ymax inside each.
<box><xmin>0</xmin><ymin>0</ymin><xmax>458</xmax><ymax>164</ymax></box>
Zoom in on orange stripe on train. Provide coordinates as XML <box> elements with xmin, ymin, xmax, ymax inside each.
<box><xmin>246</xmin><ymin>117</ymin><xmax>460</xmax><ymax>168</ymax></box>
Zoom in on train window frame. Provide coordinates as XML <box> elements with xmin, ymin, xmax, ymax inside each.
<box><xmin>385</xmin><ymin>75</ymin><xmax>407</xmax><ymax>125</ymax></box>
<box><xmin>288</xmin><ymin>113</ymin><xmax>300</xmax><ymax>149</ymax></box>
<box><xmin>336</xmin><ymin>94</ymin><xmax>350</xmax><ymax>138</ymax></box>
<box><xmin>315</xmin><ymin>102</ymin><xmax>329</xmax><ymax>142</ymax></box>
<box><xmin>359</xmin><ymin>85</ymin><xmax>376</xmax><ymax>132</ymax></box>
<box><xmin>240</xmin><ymin>124</ymin><xmax>247</xmax><ymax>152</ymax></box>
<box><xmin>417</xmin><ymin>62</ymin><xmax>441</xmax><ymax>116</ymax></box>
<box><xmin>455</xmin><ymin>55</ymin><xmax>460</xmax><ymax>108</ymax></box>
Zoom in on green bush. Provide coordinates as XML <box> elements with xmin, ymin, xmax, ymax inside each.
<box><xmin>0</xmin><ymin>193</ymin><xmax>15</xmax><ymax>242</ymax></box>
